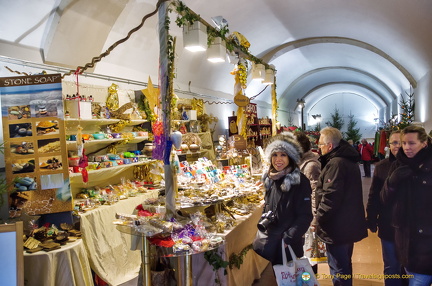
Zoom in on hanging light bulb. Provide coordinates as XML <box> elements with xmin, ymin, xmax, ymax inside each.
<box><xmin>183</xmin><ymin>21</ymin><xmax>207</xmax><ymax>52</ymax></box>
<box><xmin>207</xmin><ymin>37</ymin><xmax>226</xmax><ymax>63</ymax></box>
<box><xmin>251</xmin><ymin>63</ymin><xmax>265</xmax><ymax>81</ymax></box>
<box><xmin>262</xmin><ymin>65</ymin><xmax>276</xmax><ymax>85</ymax></box>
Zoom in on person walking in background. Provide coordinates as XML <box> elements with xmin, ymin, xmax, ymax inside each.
<box><xmin>367</xmin><ymin>131</ymin><xmax>405</xmax><ymax>286</ymax></box>
<box><xmin>383</xmin><ymin>126</ymin><xmax>432</xmax><ymax>285</ymax></box>
<box><xmin>294</xmin><ymin>130</ymin><xmax>322</xmax><ymax>273</ymax></box>
<box><xmin>358</xmin><ymin>138</ymin><xmax>374</xmax><ymax>177</ymax></box>
<box><xmin>316</xmin><ymin>127</ymin><xmax>368</xmax><ymax>286</ymax></box>
<box><xmin>253</xmin><ymin>133</ymin><xmax>313</xmax><ymax>265</ymax></box>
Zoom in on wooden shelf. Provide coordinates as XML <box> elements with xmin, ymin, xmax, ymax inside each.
<box><xmin>69</xmin><ymin>161</ymin><xmax>150</xmax><ymax>179</ymax></box>
<box><xmin>65</xmin><ymin>118</ymin><xmax>148</xmax><ymax>127</ymax></box>
<box><xmin>126</xmin><ymin>119</ymin><xmax>148</xmax><ymax>125</ymax></box>
<box><xmin>65</xmin><ymin>118</ymin><xmax>120</xmax><ymax>125</ymax></box>
<box><xmin>66</xmin><ymin>136</ymin><xmax>149</xmax><ymax>150</ymax></box>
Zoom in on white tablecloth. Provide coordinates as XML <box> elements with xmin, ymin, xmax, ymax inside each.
<box><xmin>79</xmin><ymin>191</ymin><xmax>159</xmax><ymax>286</ymax></box>
<box><xmin>24</xmin><ymin>239</ymin><xmax>93</xmax><ymax>286</ymax></box>
<box><xmin>192</xmin><ymin>206</ymin><xmax>269</xmax><ymax>285</ymax></box>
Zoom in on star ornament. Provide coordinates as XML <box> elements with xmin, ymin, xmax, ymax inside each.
<box><xmin>142</xmin><ymin>76</ymin><xmax>160</xmax><ymax>111</ymax></box>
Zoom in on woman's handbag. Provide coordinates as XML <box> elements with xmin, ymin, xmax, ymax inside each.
<box><xmin>252</xmin><ymin>229</ymin><xmax>280</xmax><ymax>262</ymax></box>
<box><xmin>273</xmin><ymin>241</ymin><xmax>319</xmax><ymax>286</ymax></box>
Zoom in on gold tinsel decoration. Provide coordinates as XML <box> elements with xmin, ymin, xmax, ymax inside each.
<box><xmin>191</xmin><ymin>98</ymin><xmax>204</xmax><ymax>116</ymax></box>
<box><xmin>133</xmin><ymin>164</ymin><xmax>152</xmax><ymax>181</ymax></box>
<box><xmin>107</xmin><ymin>83</ymin><xmax>120</xmax><ymax>111</ymax></box>
<box><xmin>109</xmin><ymin>119</ymin><xmax>130</xmax><ymax>133</ymax></box>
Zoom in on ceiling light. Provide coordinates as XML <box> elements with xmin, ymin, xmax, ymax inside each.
<box><xmin>211</xmin><ymin>16</ymin><xmax>228</xmax><ymax>30</ymax></box>
<box><xmin>251</xmin><ymin>63</ymin><xmax>265</xmax><ymax>81</ymax></box>
<box><xmin>262</xmin><ymin>68</ymin><xmax>275</xmax><ymax>85</ymax></box>
<box><xmin>207</xmin><ymin>37</ymin><xmax>226</xmax><ymax>63</ymax></box>
<box><xmin>183</xmin><ymin>21</ymin><xmax>207</xmax><ymax>52</ymax></box>
<box><xmin>227</xmin><ymin>50</ymin><xmax>239</xmax><ymax>64</ymax></box>
<box><xmin>297</xmin><ymin>98</ymin><xmax>305</xmax><ymax>109</ymax></box>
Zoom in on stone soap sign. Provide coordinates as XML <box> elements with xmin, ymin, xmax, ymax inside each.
<box><xmin>234</xmin><ymin>94</ymin><xmax>250</xmax><ymax>107</ymax></box>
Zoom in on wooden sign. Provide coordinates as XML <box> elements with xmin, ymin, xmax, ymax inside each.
<box><xmin>234</xmin><ymin>94</ymin><xmax>250</xmax><ymax>107</ymax></box>
<box><xmin>232</xmin><ymin>135</ymin><xmax>247</xmax><ymax>150</ymax></box>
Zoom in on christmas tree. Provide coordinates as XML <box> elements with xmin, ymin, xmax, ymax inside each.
<box><xmin>325</xmin><ymin>107</ymin><xmax>345</xmax><ymax>130</ymax></box>
<box><xmin>345</xmin><ymin>112</ymin><xmax>362</xmax><ymax>143</ymax></box>
<box><xmin>397</xmin><ymin>89</ymin><xmax>415</xmax><ymax>130</ymax></box>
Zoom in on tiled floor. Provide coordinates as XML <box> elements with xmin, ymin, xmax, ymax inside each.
<box><xmin>253</xmin><ymin>164</ymin><xmax>386</xmax><ymax>285</ymax></box>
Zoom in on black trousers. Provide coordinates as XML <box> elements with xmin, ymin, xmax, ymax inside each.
<box><xmin>363</xmin><ymin>160</ymin><xmax>371</xmax><ymax>177</ymax></box>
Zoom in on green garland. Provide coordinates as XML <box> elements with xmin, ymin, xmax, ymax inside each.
<box><xmin>204</xmin><ymin>249</ymin><xmax>229</xmax><ymax>285</ymax></box>
<box><xmin>203</xmin><ymin>244</ymin><xmax>253</xmax><ymax>285</ymax></box>
<box><xmin>170</xmin><ymin>0</ymin><xmax>274</xmax><ymax>71</ymax></box>
<box><xmin>228</xmin><ymin>244</ymin><xmax>253</xmax><ymax>270</ymax></box>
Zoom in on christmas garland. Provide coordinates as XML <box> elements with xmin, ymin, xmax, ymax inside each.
<box><xmin>203</xmin><ymin>244</ymin><xmax>253</xmax><ymax>285</ymax></box>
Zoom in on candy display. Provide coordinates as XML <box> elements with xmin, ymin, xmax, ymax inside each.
<box><xmin>113</xmin><ymin>157</ymin><xmax>264</xmax><ymax>255</ymax></box>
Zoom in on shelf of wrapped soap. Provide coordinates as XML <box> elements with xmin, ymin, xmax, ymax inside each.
<box><xmin>125</xmin><ymin>119</ymin><xmax>148</xmax><ymax>125</ymax></box>
<box><xmin>64</xmin><ymin>118</ymin><xmax>148</xmax><ymax>127</ymax></box>
<box><xmin>66</xmin><ymin>136</ymin><xmax>148</xmax><ymax>148</ymax></box>
<box><xmin>66</xmin><ymin>138</ymin><xmax>122</xmax><ymax>150</ymax></box>
<box><xmin>64</xmin><ymin>118</ymin><xmax>120</xmax><ymax>125</ymax></box>
<box><xmin>69</xmin><ymin>161</ymin><xmax>151</xmax><ymax>178</ymax></box>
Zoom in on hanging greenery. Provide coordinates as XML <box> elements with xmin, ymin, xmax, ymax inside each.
<box><xmin>173</xmin><ymin>0</ymin><xmax>201</xmax><ymax>27</ymax></box>
<box><xmin>170</xmin><ymin>0</ymin><xmax>273</xmax><ymax>71</ymax></box>
<box><xmin>203</xmin><ymin>244</ymin><xmax>253</xmax><ymax>285</ymax></box>
<box><xmin>204</xmin><ymin>249</ymin><xmax>229</xmax><ymax>285</ymax></box>
<box><xmin>228</xmin><ymin>244</ymin><xmax>253</xmax><ymax>270</ymax></box>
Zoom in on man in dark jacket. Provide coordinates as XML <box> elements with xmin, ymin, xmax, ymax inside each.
<box><xmin>367</xmin><ymin>130</ymin><xmax>405</xmax><ymax>286</ymax></box>
<box><xmin>383</xmin><ymin>126</ymin><xmax>432</xmax><ymax>285</ymax></box>
<box><xmin>316</xmin><ymin>127</ymin><xmax>368</xmax><ymax>286</ymax></box>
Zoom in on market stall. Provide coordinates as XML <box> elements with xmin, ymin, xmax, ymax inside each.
<box><xmin>1</xmin><ymin>1</ymin><xmax>277</xmax><ymax>285</ymax></box>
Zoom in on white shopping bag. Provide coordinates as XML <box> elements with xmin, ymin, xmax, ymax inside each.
<box><xmin>273</xmin><ymin>240</ymin><xmax>319</xmax><ymax>286</ymax></box>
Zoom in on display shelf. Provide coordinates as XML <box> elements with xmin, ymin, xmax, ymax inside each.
<box><xmin>66</xmin><ymin>138</ymin><xmax>123</xmax><ymax>148</ymax></box>
<box><xmin>69</xmin><ymin>161</ymin><xmax>149</xmax><ymax>179</ymax></box>
<box><xmin>65</xmin><ymin>118</ymin><xmax>120</xmax><ymax>126</ymax></box>
<box><xmin>66</xmin><ymin>136</ymin><xmax>149</xmax><ymax>148</ymax></box>
<box><xmin>126</xmin><ymin>119</ymin><xmax>148</xmax><ymax>125</ymax></box>
<box><xmin>128</xmin><ymin>136</ymin><xmax>149</xmax><ymax>143</ymax></box>
<box><xmin>66</xmin><ymin>115</ymin><xmax>152</xmax><ymax>197</ymax></box>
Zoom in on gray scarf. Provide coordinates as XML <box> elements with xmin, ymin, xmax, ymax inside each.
<box><xmin>263</xmin><ymin>167</ymin><xmax>301</xmax><ymax>192</ymax></box>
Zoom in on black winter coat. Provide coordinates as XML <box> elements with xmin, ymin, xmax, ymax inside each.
<box><xmin>382</xmin><ymin>142</ymin><xmax>432</xmax><ymax>275</ymax></box>
<box><xmin>366</xmin><ymin>153</ymin><xmax>396</xmax><ymax>241</ymax></box>
<box><xmin>316</xmin><ymin>140</ymin><xmax>368</xmax><ymax>244</ymax></box>
<box><xmin>262</xmin><ymin>171</ymin><xmax>313</xmax><ymax>265</ymax></box>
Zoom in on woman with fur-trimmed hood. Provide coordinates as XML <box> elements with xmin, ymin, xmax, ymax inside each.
<box><xmin>257</xmin><ymin>133</ymin><xmax>313</xmax><ymax>265</ymax></box>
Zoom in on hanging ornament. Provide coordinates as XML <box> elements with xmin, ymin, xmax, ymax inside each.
<box><xmin>107</xmin><ymin>83</ymin><xmax>120</xmax><ymax>111</ymax></box>
<box><xmin>170</xmin><ymin>130</ymin><xmax>182</xmax><ymax>149</ymax></box>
